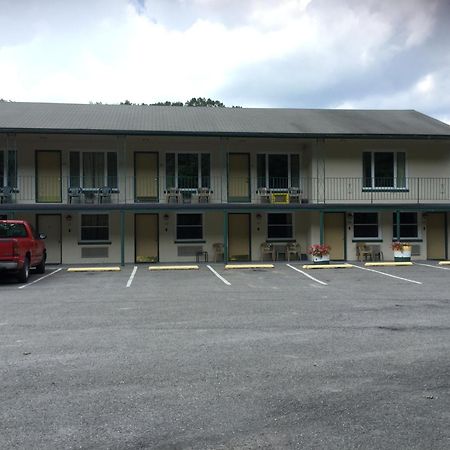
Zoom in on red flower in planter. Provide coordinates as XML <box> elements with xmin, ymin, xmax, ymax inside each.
<box><xmin>391</xmin><ymin>242</ymin><xmax>411</xmax><ymax>251</ymax></box>
<box><xmin>308</xmin><ymin>244</ymin><xmax>331</xmax><ymax>257</ymax></box>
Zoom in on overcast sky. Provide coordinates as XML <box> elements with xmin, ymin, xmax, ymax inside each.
<box><xmin>0</xmin><ymin>0</ymin><xmax>449</xmax><ymax>123</ymax></box>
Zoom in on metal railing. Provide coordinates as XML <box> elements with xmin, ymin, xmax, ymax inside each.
<box><xmin>1</xmin><ymin>176</ymin><xmax>450</xmax><ymax>205</ymax></box>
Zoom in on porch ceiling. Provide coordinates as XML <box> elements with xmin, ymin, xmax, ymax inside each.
<box><xmin>2</xmin><ymin>203</ymin><xmax>450</xmax><ymax>213</ymax></box>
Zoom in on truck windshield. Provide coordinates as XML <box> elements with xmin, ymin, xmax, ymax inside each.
<box><xmin>0</xmin><ymin>223</ymin><xmax>27</xmax><ymax>238</ymax></box>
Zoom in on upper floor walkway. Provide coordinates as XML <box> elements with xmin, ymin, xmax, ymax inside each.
<box><xmin>2</xmin><ymin>175</ymin><xmax>450</xmax><ymax>206</ymax></box>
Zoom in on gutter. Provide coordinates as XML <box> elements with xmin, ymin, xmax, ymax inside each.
<box><xmin>1</xmin><ymin>128</ymin><xmax>450</xmax><ymax>140</ymax></box>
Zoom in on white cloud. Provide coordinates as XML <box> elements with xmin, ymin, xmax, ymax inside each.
<box><xmin>332</xmin><ymin>67</ymin><xmax>450</xmax><ymax>124</ymax></box>
<box><xmin>0</xmin><ymin>0</ymin><xmax>448</xmax><ymax>126</ymax></box>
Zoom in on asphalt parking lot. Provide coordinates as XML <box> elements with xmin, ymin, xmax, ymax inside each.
<box><xmin>1</xmin><ymin>262</ymin><xmax>450</xmax><ymax>449</ymax></box>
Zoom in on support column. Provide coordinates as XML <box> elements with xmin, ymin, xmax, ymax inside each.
<box><xmin>396</xmin><ymin>210</ymin><xmax>400</xmax><ymax>241</ymax></box>
<box><xmin>223</xmin><ymin>211</ymin><xmax>228</xmax><ymax>263</ymax></box>
<box><xmin>120</xmin><ymin>210</ymin><xmax>125</xmax><ymax>267</ymax></box>
<box><xmin>319</xmin><ymin>210</ymin><xmax>324</xmax><ymax>245</ymax></box>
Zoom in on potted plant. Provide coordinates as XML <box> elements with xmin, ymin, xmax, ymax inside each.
<box><xmin>308</xmin><ymin>244</ymin><xmax>331</xmax><ymax>264</ymax></box>
<box><xmin>392</xmin><ymin>242</ymin><xmax>412</xmax><ymax>262</ymax></box>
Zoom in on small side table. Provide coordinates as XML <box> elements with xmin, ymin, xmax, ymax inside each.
<box><xmin>196</xmin><ymin>251</ymin><xmax>208</xmax><ymax>262</ymax></box>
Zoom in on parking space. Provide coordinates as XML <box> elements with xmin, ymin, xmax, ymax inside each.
<box><xmin>1</xmin><ymin>261</ymin><xmax>450</xmax><ymax>449</ymax></box>
<box><xmin>2</xmin><ymin>261</ymin><xmax>450</xmax><ymax>297</ymax></box>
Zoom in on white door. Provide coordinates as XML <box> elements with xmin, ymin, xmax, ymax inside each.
<box><xmin>37</xmin><ymin>215</ymin><xmax>62</xmax><ymax>264</ymax></box>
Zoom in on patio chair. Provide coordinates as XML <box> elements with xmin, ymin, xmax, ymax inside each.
<box><xmin>99</xmin><ymin>186</ymin><xmax>113</xmax><ymax>203</ymax></box>
<box><xmin>193</xmin><ymin>187</ymin><xmax>211</xmax><ymax>204</ymax></box>
<box><xmin>257</xmin><ymin>187</ymin><xmax>271</xmax><ymax>203</ymax></box>
<box><xmin>0</xmin><ymin>186</ymin><xmax>13</xmax><ymax>204</ymax></box>
<box><xmin>213</xmin><ymin>243</ymin><xmax>224</xmax><ymax>262</ymax></box>
<box><xmin>286</xmin><ymin>242</ymin><xmax>301</xmax><ymax>261</ymax></box>
<box><xmin>288</xmin><ymin>187</ymin><xmax>301</xmax><ymax>203</ymax></box>
<box><xmin>67</xmin><ymin>187</ymin><xmax>82</xmax><ymax>204</ymax></box>
<box><xmin>260</xmin><ymin>242</ymin><xmax>274</xmax><ymax>261</ymax></box>
<box><xmin>370</xmin><ymin>244</ymin><xmax>384</xmax><ymax>261</ymax></box>
<box><xmin>166</xmin><ymin>188</ymin><xmax>181</xmax><ymax>204</ymax></box>
<box><xmin>356</xmin><ymin>243</ymin><xmax>372</xmax><ymax>262</ymax></box>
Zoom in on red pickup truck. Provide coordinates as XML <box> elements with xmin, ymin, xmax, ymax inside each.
<box><xmin>0</xmin><ymin>220</ymin><xmax>47</xmax><ymax>283</ymax></box>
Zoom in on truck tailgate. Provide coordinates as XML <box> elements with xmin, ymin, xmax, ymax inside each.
<box><xmin>0</xmin><ymin>239</ymin><xmax>16</xmax><ymax>258</ymax></box>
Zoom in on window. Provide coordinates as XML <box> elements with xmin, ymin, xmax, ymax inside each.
<box><xmin>0</xmin><ymin>222</ymin><xmax>27</xmax><ymax>238</ymax></box>
<box><xmin>267</xmin><ymin>213</ymin><xmax>293</xmax><ymax>240</ymax></box>
<box><xmin>363</xmin><ymin>151</ymin><xmax>406</xmax><ymax>189</ymax></box>
<box><xmin>257</xmin><ymin>154</ymin><xmax>300</xmax><ymax>189</ymax></box>
<box><xmin>393</xmin><ymin>212</ymin><xmax>418</xmax><ymax>240</ymax></box>
<box><xmin>0</xmin><ymin>150</ymin><xmax>17</xmax><ymax>187</ymax></box>
<box><xmin>70</xmin><ymin>152</ymin><xmax>118</xmax><ymax>188</ymax></box>
<box><xmin>353</xmin><ymin>213</ymin><xmax>379</xmax><ymax>239</ymax></box>
<box><xmin>176</xmin><ymin>214</ymin><xmax>203</xmax><ymax>240</ymax></box>
<box><xmin>166</xmin><ymin>153</ymin><xmax>210</xmax><ymax>189</ymax></box>
<box><xmin>81</xmin><ymin>214</ymin><xmax>109</xmax><ymax>241</ymax></box>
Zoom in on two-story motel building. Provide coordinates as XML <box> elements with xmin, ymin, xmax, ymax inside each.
<box><xmin>1</xmin><ymin>102</ymin><xmax>450</xmax><ymax>265</ymax></box>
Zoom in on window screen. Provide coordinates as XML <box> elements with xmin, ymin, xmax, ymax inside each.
<box><xmin>176</xmin><ymin>214</ymin><xmax>203</xmax><ymax>240</ymax></box>
<box><xmin>267</xmin><ymin>213</ymin><xmax>293</xmax><ymax>239</ymax></box>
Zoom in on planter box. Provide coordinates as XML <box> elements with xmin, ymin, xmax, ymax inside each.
<box><xmin>312</xmin><ymin>255</ymin><xmax>330</xmax><ymax>264</ymax></box>
<box><xmin>394</xmin><ymin>246</ymin><xmax>411</xmax><ymax>262</ymax></box>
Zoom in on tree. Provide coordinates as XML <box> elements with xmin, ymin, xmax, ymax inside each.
<box><xmin>185</xmin><ymin>97</ymin><xmax>225</xmax><ymax>107</ymax></box>
<box><xmin>118</xmin><ymin>98</ymin><xmax>241</xmax><ymax>107</ymax></box>
<box><xmin>151</xmin><ymin>101</ymin><xmax>184</xmax><ymax>106</ymax></box>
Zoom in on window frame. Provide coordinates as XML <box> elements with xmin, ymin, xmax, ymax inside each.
<box><xmin>362</xmin><ymin>150</ymin><xmax>407</xmax><ymax>191</ymax></box>
<box><xmin>352</xmin><ymin>212</ymin><xmax>381</xmax><ymax>241</ymax></box>
<box><xmin>176</xmin><ymin>213</ymin><xmax>204</xmax><ymax>242</ymax></box>
<box><xmin>0</xmin><ymin>149</ymin><xmax>17</xmax><ymax>188</ymax></box>
<box><xmin>267</xmin><ymin>213</ymin><xmax>294</xmax><ymax>241</ymax></box>
<box><xmin>393</xmin><ymin>212</ymin><xmax>420</xmax><ymax>241</ymax></box>
<box><xmin>70</xmin><ymin>151</ymin><xmax>118</xmax><ymax>189</ymax></box>
<box><xmin>165</xmin><ymin>153</ymin><xmax>211</xmax><ymax>190</ymax></box>
<box><xmin>256</xmin><ymin>153</ymin><xmax>301</xmax><ymax>191</ymax></box>
<box><xmin>79</xmin><ymin>213</ymin><xmax>110</xmax><ymax>243</ymax></box>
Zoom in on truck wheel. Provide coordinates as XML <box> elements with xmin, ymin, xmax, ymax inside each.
<box><xmin>35</xmin><ymin>254</ymin><xmax>46</xmax><ymax>274</ymax></box>
<box><xmin>17</xmin><ymin>257</ymin><xmax>30</xmax><ymax>283</ymax></box>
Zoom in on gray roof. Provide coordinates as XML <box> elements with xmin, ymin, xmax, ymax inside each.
<box><xmin>0</xmin><ymin>101</ymin><xmax>450</xmax><ymax>138</ymax></box>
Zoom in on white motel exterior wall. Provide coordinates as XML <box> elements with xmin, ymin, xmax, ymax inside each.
<box><xmin>1</xmin><ymin>133</ymin><xmax>450</xmax><ymax>263</ymax></box>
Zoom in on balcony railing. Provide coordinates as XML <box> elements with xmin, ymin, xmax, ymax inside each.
<box><xmin>1</xmin><ymin>176</ymin><xmax>450</xmax><ymax>205</ymax></box>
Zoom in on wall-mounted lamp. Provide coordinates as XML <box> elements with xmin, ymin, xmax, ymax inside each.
<box><xmin>256</xmin><ymin>213</ymin><xmax>262</xmax><ymax>231</ymax></box>
<box><xmin>347</xmin><ymin>212</ymin><xmax>353</xmax><ymax>230</ymax></box>
<box><xmin>65</xmin><ymin>214</ymin><xmax>72</xmax><ymax>233</ymax></box>
<box><xmin>163</xmin><ymin>214</ymin><xmax>169</xmax><ymax>232</ymax></box>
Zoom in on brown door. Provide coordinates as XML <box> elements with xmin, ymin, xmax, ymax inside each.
<box><xmin>324</xmin><ymin>212</ymin><xmax>345</xmax><ymax>260</ymax></box>
<box><xmin>37</xmin><ymin>214</ymin><xmax>62</xmax><ymax>264</ymax></box>
<box><xmin>135</xmin><ymin>214</ymin><xmax>159</xmax><ymax>263</ymax></box>
<box><xmin>427</xmin><ymin>213</ymin><xmax>446</xmax><ymax>260</ymax></box>
<box><xmin>135</xmin><ymin>152</ymin><xmax>158</xmax><ymax>201</ymax></box>
<box><xmin>36</xmin><ymin>151</ymin><xmax>61</xmax><ymax>202</ymax></box>
<box><xmin>228</xmin><ymin>213</ymin><xmax>250</xmax><ymax>261</ymax></box>
<box><xmin>228</xmin><ymin>154</ymin><xmax>250</xmax><ymax>201</ymax></box>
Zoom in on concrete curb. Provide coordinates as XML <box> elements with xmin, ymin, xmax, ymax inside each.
<box><xmin>149</xmin><ymin>265</ymin><xmax>199</xmax><ymax>270</ymax></box>
<box><xmin>302</xmin><ymin>263</ymin><xmax>353</xmax><ymax>269</ymax></box>
<box><xmin>225</xmin><ymin>264</ymin><xmax>274</xmax><ymax>270</ymax></box>
<box><xmin>365</xmin><ymin>262</ymin><xmax>413</xmax><ymax>267</ymax></box>
<box><xmin>67</xmin><ymin>267</ymin><xmax>121</xmax><ymax>272</ymax></box>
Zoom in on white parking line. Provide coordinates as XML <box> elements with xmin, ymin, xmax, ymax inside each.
<box><xmin>18</xmin><ymin>268</ymin><xmax>62</xmax><ymax>289</ymax></box>
<box><xmin>126</xmin><ymin>266</ymin><xmax>138</xmax><ymax>288</ymax></box>
<box><xmin>352</xmin><ymin>264</ymin><xmax>422</xmax><ymax>284</ymax></box>
<box><xmin>286</xmin><ymin>264</ymin><xmax>328</xmax><ymax>286</ymax></box>
<box><xmin>415</xmin><ymin>263</ymin><xmax>450</xmax><ymax>271</ymax></box>
<box><xmin>207</xmin><ymin>265</ymin><xmax>231</xmax><ymax>286</ymax></box>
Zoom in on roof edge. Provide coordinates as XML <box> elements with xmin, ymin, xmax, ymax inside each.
<box><xmin>1</xmin><ymin>128</ymin><xmax>450</xmax><ymax>140</ymax></box>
